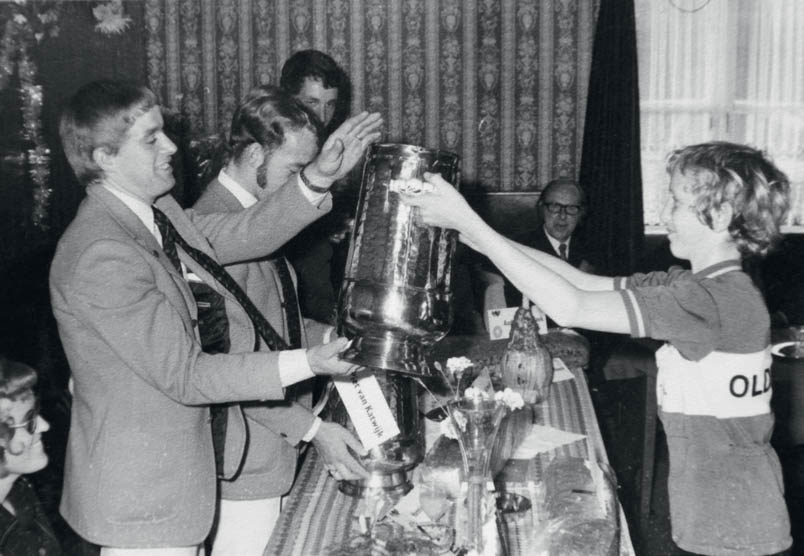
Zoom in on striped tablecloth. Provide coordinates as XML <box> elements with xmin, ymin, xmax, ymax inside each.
<box><xmin>264</xmin><ymin>366</ymin><xmax>634</xmax><ymax>556</ymax></box>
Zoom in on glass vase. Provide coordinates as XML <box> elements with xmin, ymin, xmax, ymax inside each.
<box><xmin>450</xmin><ymin>396</ymin><xmax>508</xmax><ymax>554</ymax></box>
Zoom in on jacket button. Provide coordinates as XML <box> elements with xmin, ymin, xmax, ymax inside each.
<box><xmin>280</xmin><ymin>433</ymin><xmax>288</xmax><ymax>438</ymax></box>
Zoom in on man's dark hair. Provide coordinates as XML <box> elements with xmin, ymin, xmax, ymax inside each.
<box><xmin>201</xmin><ymin>84</ymin><xmax>320</xmax><ymax>186</ymax></box>
<box><xmin>279</xmin><ymin>49</ymin><xmax>352</xmax><ymax>135</ymax></box>
<box><xmin>228</xmin><ymin>84</ymin><xmax>319</xmax><ymax>162</ymax></box>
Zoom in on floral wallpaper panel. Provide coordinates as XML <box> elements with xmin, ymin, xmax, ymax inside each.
<box><xmin>145</xmin><ymin>0</ymin><xmax>597</xmax><ymax>192</ymax></box>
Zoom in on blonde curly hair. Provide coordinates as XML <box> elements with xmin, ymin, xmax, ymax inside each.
<box><xmin>666</xmin><ymin>141</ymin><xmax>790</xmax><ymax>256</ymax></box>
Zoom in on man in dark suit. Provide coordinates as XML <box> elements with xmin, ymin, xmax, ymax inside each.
<box><xmin>193</xmin><ymin>86</ymin><xmax>367</xmax><ymax>555</ymax></box>
<box><xmin>502</xmin><ymin>178</ymin><xmax>597</xmax><ymax>309</ymax></box>
<box><xmin>280</xmin><ymin>50</ymin><xmax>355</xmax><ymax>325</ymax></box>
<box><xmin>49</xmin><ymin>80</ymin><xmax>381</xmax><ymax>554</ymax></box>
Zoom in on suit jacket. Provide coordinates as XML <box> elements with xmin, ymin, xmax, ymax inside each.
<box><xmin>193</xmin><ymin>178</ymin><xmax>331</xmax><ymax>500</ymax></box>
<box><xmin>49</xmin><ymin>181</ymin><xmax>330</xmax><ymax>547</ymax></box>
<box><xmin>503</xmin><ymin>227</ymin><xmax>597</xmax><ymax>308</ymax></box>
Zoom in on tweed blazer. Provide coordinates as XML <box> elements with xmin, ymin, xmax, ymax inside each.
<box><xmin>194</xmin><ymin>178</ymin><xmax>331</xmax><ymax>499</ymax></box>
<box><xmin>49</xmin><ymin>181</ymin><xmax>330</xmax><ymax>547</ymax></box>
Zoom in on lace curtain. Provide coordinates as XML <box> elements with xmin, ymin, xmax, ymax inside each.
<box><xmin>636</xmin><ymin>0</ymin><xmax>804</xmax><ymax>228</ymax></box>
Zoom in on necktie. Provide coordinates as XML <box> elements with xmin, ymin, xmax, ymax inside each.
<box><xmin>272</xmin><ymin>257</ymin><xmax>303</xmax><ymax>350</ymax></box>
<box><xmin>154</xmin><ymin>207</ymin><xmax>292</xmax><ymax>477</ymax></box>
<box><xmin>559</xmin><ymin>243</ymin><xmax>568</xmax><ymax>261</ymax></box>
<box><xmin>153</xmin><ymin>207</ymin><xmax>290</xmax><ymax>352</ymax></box>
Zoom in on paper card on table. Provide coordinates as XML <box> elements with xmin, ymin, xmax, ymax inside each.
<box><xmin>552</xmin><ymin>357</ymin><xmax>574</xmax><ymax>383</ymax></box>
<box><xmin>487</xmin><ymin>306</ymin><xmax>548</xmax><ymax>340</ymax></box>
<box><xmin>511</xmin><ymin>425</ymin><xmax>586</xmax><ymax>459</ymax></box>
<box><xmin>333</xmin><ymin>370</ymin><xmax>400</xmax><ymax>450</ymax></box>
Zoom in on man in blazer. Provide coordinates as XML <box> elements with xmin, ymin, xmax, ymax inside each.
<box><xmin>49</xmin><ymin>80</ymin><xmax>381</xmax><ymax>554</ymax></box>
<box><xmin>193</xmin><ymin>86</ymin><xmax>367</xmax><ymax>555</ymax></box>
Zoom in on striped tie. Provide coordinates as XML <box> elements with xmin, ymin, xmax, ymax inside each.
<box><xmin>153</xmin><ymin>207</ymin><xmax>290</xmax><ymax>352</ymax></box>
<box><xmin>272</xmin><ymin>256</ymin><xmax>302</xmax><ymax>350</ymax></box>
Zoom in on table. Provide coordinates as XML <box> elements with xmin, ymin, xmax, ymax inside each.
<box><xmin>264</xmin><ymin>357</ymin><xmax>635</xmax><ymax>555</ymax></box>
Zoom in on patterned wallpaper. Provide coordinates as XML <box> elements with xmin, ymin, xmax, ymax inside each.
<box><xmin>144</xmin><ymin>0</ymin><xmax>598</xmax><ymax>193</ymax></box>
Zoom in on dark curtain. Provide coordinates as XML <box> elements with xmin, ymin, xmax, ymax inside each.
<box><xmin>579</xmin><ymin>0</ymin><xmax>644</xmax><ymax>276</ymax></box>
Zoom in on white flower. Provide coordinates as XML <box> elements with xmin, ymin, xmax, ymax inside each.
<box><xmin>446</xmin><ymin>356</ymin><xmax>473</xmax><ymax>374</ymax></box>
<box><xmin>463</xmin><ymin>386</ymin><xmax>489</xmax><ymax>401</ymax></box>
<box><xmin>494</xmin><ymin>388</ymin><xmax>525</xmax><ymax>410</ymax></box>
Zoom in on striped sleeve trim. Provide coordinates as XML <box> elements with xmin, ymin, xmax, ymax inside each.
<box><xmin>619</xmin><ymin>289</ymin><xmax>648</xmax><ymax>337</ymax></box>
<box><xmin>613</xmin><ymin>276</ymin><xmax>628</xmax><ymax>290</ymax></box>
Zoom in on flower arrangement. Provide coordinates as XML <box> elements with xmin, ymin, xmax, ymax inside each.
<box><xmin>423</xmin><ymin>357</ymin><xmax>527</xmax><ymax>553</ymax></box>
<box><xmin>439</xmin><ymin>387</ymin><xmax>524</xmax><ymax>441</ymax></box>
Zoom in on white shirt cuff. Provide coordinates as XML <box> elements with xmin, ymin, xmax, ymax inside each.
<box><xmin>297</xmin><ymin>173</ymin><xmax>329</xmax><ymax>206</ymax></box>
<box><xmin>301</xmin><ymin>417</ymin><xmax>323</xmax><ymax>443</ymax></box>
<box><xmin>323</xmin><ymin>326</ymin><xmax>336</xmax><ymax>344</ymax></box>
<box><xmin>278</xmin><ymin>349</ymin><xmax>315</xmax><ymax>387</ymax></box>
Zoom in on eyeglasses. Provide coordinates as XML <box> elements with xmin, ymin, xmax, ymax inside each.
<box><xmin>4</xmin><ymin>400</ymin><xmax>40</xmax><ymax>436</ymax></box>
<box><xmin>7</xmin><ymin>415</ymin><xmax>38</xmax><ymax>436</ymax></box>
<box><xmin>542</xmin><ymin>202</ymin><xmax>582</xmax><ymax>216</ymax></box>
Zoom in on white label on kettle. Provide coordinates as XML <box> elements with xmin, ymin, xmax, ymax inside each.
<box><xmin>333</xmin><ymin>369</ymin><xmax>400</xmax><ymax>450</ymax></box>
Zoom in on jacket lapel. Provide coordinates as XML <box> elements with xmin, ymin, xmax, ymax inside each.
<box><xmin>87</xmin><ymin>185</ymin><xmax>197</xmax><ymax>326</ymax></box>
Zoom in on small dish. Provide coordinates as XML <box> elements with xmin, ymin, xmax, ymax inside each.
<box><xmin>771</xmin><ymin>341</ymin><xmax>804</xmax><ymax>360</ymax></box>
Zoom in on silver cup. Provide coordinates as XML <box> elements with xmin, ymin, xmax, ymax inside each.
<box><xmin>328</xmin><ymin>368</ymin><xmax>423</xmax><ymax>497</ymax></box>
<box><xmin>337</xmin><ymin>143</ymin><xmax>461</xmax><ymax>377</ymax></box>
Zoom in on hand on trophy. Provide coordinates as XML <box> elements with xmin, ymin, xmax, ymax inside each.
<box><xmin>304</xmin><ymin>111</ymin><xmax>384</xmax><ymax>187</ymax></box>
<box><xmin>306</xmin><ymin>337</ymin><xmax>361</xmax><ymax>376</ymax></box>
<box><xmin>399</xmin><ymin>172</ymin><xmax>474</xmax><ymax>233</ymax></box>
<box><xmin>312</xmin><ymin>421</ymin><xmax>369</xmax><ymax>481</ymax></box>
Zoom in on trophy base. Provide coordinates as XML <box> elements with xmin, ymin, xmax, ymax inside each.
<box><xmin>341</xmin><ymin>334</ymin><xmax>434</xmax><ymax>377</ymax></box>
<box><xmin>338</xmin><ymin>468</ymin><xmax>413</xmax><ymax>498</ymax></box>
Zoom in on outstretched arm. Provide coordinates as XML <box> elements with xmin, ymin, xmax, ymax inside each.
<box><xmin>401</xmin><ymin>174</ymin><xmax>630</xmax><ymax>333</ymax></box>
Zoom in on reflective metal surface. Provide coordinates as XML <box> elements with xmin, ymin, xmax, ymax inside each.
<box><xmin>338</xmin><ymin>143</ymin><xmax>461</xmax><ymax>376</ymax></box>
<box><xmin>329</xmin><ymin>368</ymin><xmax>423</xmax><ymax>497</ymax></box>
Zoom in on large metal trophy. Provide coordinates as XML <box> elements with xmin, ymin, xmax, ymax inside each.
<box><xmin>331</xmin><ymin>143</ymin><xmax>460</xmax><ymax>497</ymax></box>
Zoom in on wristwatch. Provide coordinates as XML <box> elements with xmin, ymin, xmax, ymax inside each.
<box><xmin>300</xmin><ymin>167</ymin><xmax>330</xmax><ymax>194</ymax></box>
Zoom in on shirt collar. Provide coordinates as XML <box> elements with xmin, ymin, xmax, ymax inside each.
<box><xmin>218</xmin><ymin>169</ymin><xmax>258</xmax><ymax>208</ymax></box>
<box><xmin>693</xmin><ymin>259</ymin><xmax>743</xmax><ymax>279</ymax></box>
<box><xmin>103</xmin><ymin>184</ymin><xmax>160</xmax><ymax>244</ymax></box>
<box><xmin>543</xmin><ymin>226</ymin><xmax>571</xmax><ymax>256</ymax></box>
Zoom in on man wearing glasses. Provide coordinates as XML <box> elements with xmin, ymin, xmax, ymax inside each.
<box><xmin>503</xmin><ymin>178</ymin><xmax>597</xmax><ymax>308</ymax></box>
